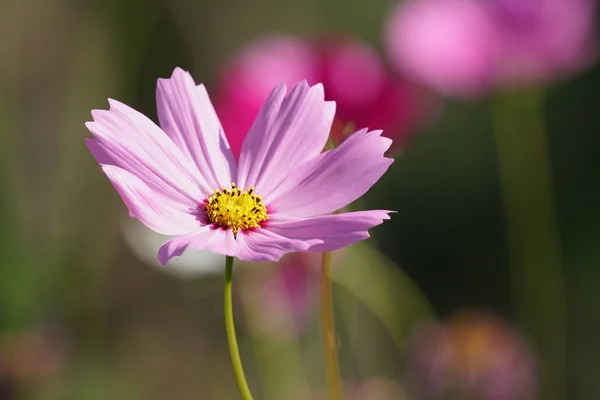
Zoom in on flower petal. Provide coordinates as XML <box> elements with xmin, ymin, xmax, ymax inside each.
<box><xmin>267</xmin><ymin>210</ymin><xmax>392</xmax><ymax>252</ymax></box>
<box><xmin>86</xmin><ymin>99</ymin><xmax>205</xmax><ymax>205</ymax></box>
<box><xmin>156</xmin><ymin>68</ymin><xmax>237</xmax><ymax>191</ymax></box>
<box><xmin>265</xmin><ymin>129</ymin><xmax>393</xmax><ymax>217</ymax></box>
<box><xmin>102</xmin><ymin>165</ymin><xmax>199</xmax><ymax>236</ymax></box>
<box><xmin>158</xmin><ymin>228</ymin><xmax>238</xmax><ymax>266</ymax></box>
<box><xmin>236</xmin><ymin>229</ymin><xmax>323</xmax><ymax>262</ymax></box>
<box><xmin>236</xmin><ymin>81</ymin><xmax>336</xmax><ymax>196</ymax></box>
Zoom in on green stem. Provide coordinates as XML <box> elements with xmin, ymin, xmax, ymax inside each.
<box><xmin>492</xmin><ymin>90</ymin><xmax>566</xmax><ymax>400</ymax></box>
<box><xmin>321</xmin><ymin>251</ymin><xmax>342</xmax><ymax>400</ymax></box>
<box><xmin>224</xmin><ymin>256</ymin><xmax>254</xmax><ymax>400</ymax></box>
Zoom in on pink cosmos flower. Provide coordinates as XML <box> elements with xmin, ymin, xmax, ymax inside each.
<box><xmin>215</xmin><ymin>35</ymin><xmax>431</xmax><ymax>159</ymax></box>
<box><xmin>85</xmin><ymin>68</ymin><xmax>393</xmax><ymax>265</ymax></box>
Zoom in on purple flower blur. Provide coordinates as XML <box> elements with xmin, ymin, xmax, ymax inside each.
<box><xmin>385</xmin><ymin>0</ymin><xmax>596</xmax><ymax>97</ymax></box>
<box><xmin>405</xmin><ymin>311</ymin><xmax>537</xmax><ymax>400</ymax></box>
<box><xmin>215</xmin><ymin>35</ymin><xmax>433</xmax><ymax>158</ymax></box>
<box><xmin>241</xmin><ymin>253</ymin><xmax>321</xmax><ymax>337</ymax></box>
<box><xmin>490</xmin><ymin>0</ymin><xmax>596</xmax><ymax>86</ymax></box>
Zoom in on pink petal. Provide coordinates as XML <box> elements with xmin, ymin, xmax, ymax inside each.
<box><xmin>265</xmin><ymin>129</ymin><xmax>393</xmax><ymax>217</ymax></box>
<box><xmin>158</xmin><ymin>228</ymin><xmax>238</xmax><ymax>266</ymax></box>
<box><xmin>102</xmin><ymin>165</ymin><xmax>199</xmax><ymax>236</ymax></box>
<box><xmin>86</xmin><ymin>99</ymin><xmax>204</xmax><ymax>207</ymax></box>
<box><xmin>156</xmin><ymin>68</ymin><xmax>237</xmax><ymax>192</ymax></box>
<box><xmin>267</xmin><ymin>210</ymin><xmax>392</xmax><ymax>252</ymax></box>
<box><xmin>85</xmin><ymin>137</ymin><xmax>113</xmax><ymax>165</ymax></box>
<box><xmin>215</xmin><ymin>35</ymin><xmax>321</xmax><ymax>161</ymax></box>
<box><xmin>236</xmin><ymin>81</ymin><xmax>336</xmax><ymax>196</ymax></box>
<box><xmin>236</xmin><ymin>229</ymin><xmax>323</xmax><ymax>262</ymax></box>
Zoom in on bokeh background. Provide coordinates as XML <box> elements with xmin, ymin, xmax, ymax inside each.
<box><xmin>1</xmin><ymin>0</ymin><xmax>599</xmax><ymax>399</ymax></box>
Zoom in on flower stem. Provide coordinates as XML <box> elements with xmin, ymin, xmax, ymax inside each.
<box><xmin>224</xmin><ymin>255</ymin><xmax>254</xmax><ymax>400</ymax></box>
<box><xmin>491</xmin><ymin>90</ymin><xmax>566</xmax><ymax>400</ymax></box>
<box><xmin>321</xmin><ymin>251</ymin><xmax>342</xmax><ymax>400</ymax></box>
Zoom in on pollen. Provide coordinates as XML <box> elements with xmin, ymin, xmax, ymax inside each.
<box><xmin>204</xmin><ymin>183</ymin><xmax>268</xmax><ymax>235</ymax></box>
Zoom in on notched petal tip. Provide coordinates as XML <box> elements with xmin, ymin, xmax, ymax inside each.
<box><xmin>87</xmin><ymin>97</ymin><xmax>116</xmax><ymax>119</ymax></box>
<box><xmin>158</xmin><ymin>66</ymin><xmax>191</xmax><ymax>82</ymax></box>
<box><xmin>308</xmin><ymin>81</ymin><xmax>325</xmax><ymax>98</ymax></box>
<box><xmin>271</xmin><ymin>82</ymin><xmax>288</xmax><ymax>97</ymax></box>
<box><xmin>89</xmin><ymin>109</ymin><xmax>108</xmax><ymax>122</ymax></box>
<box><xmin>107</xmin><ymin>98</ymin><xmax>124</xmax><ymax>110</ymax></box>
<box><xmin>171</xmin><ymin>66</ymin><xmax>187</xmax><ymax>75</ymax></box>
<box><xmin>375</xmin><ymin>210</ymin><xmax>394</xmax><ymax>219</ymax></box>
<box><xmin>296</xmin><ymin>79</ymin><xmax>310</xmax><ymax>89</ymax></box>
<box><xmin>324</xmin><ymin>99</ymin><xmax>337</xmax><ymax>113</ymax></box>
<box><xmin>353</xmin><ymin>128</ymin><xmax>395</xmax><ymax>155</ymax></box>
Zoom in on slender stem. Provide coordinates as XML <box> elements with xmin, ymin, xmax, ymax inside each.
<box><xmin>321</xmin><ymin>251</ymin><xmax>342</xmax><ymax>400</ymax></box>
<box><xmin>491</xmin><ymin>90</ymin><xmax>566</xmax><ymax>400</ymax></box>
<box><xmin>224</xmin><ymin>256</ymin><xmax>254</xmax><ymax>400</ymax></box>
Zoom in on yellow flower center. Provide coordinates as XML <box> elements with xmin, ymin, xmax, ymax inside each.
<box><xmin>204</xmin><ymin>183</ymin><xmax>268</xmax><ymax>234</ymax></box>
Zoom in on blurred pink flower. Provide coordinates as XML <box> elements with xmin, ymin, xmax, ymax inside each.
<box><xmin>241</xmin><ymin>250</ymin><xmax>346</xmax><ymax>337</ymax></box>
<box><xmin>241</xmin><ymin>253</ymin><xmax>320</xmax><ymax>337</ymax></box>
<box><xmin>86</xmin><ymin>68</ymin><xmax>392</xmax><ymax>265</ymax></box>
<box><xmin>405</xmin><ymin>311</ymin><xmax>537</xmax><ymax>400</ymax></box>
<box><xmin>490</xmin><ymin>0</ymin><xmax>596</xmax><ymax>86</ymax></box>
<box><xmin>385</xmin><ymin>0</ymin><xmax>596</xmax><ymax>96</ymax></box>
<box><xmin>0</xmin><ymin>325</ymin><xmax>68</xmax><ymax>398</ymax></box>
<box><xmin>385</xmin><ymin>0</ymin><xmax>497</xmax><ymax>98</ymax></box>
<box><xmin>215</xmin><ymin>35</ymin><xmax>432</xmax><ymax>157</ymax></box>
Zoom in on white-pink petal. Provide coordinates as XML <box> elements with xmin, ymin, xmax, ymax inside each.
<box><xmin>158</xmin><ymin>228</ymin><xmax>238</xmax><ymax>266</ymax></box>
<box><xmin>102</xmin><ymin>165</ymin><xmax>199</xmax><ymax>236</ymax></box>
<box><xmin>236</xmin><ymin>81</ymin><xmax>336</xmax><ymax>196</ymax></box>
<box><xmin>156</xmin><ymin>68</ymin><xmax>237</xmax><ymax>192</ymax></box>
<box><xmin>86</xmin><ymin>99</ymin><xmax>204</xmax><ymax>206</ymax></box>
<box><xmin>267</xmin><ymin>210</ymin><xmax>392</xmax><ymax>252</ymax></box>
<box><xmin>265</xmin><ymin>128</ymin><xmax>393</xmax><ymax>217</ymax></box>
<box><xmin>236</xmin><ymin>229</ymin><xmax>323</xmax><ymax>262</ymax></box>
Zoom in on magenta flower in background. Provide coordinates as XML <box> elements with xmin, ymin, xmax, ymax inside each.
<box><xmin>385</xmin><ymin>0</ymin><xmax>596</xmax><ymax>97</ymax></box>
<box><xmin>385</xmin><ymin>0</ymin><xmax>497</xmax><ymax>98</ymax></box>
<box><xmin>86</xmin><ymin>68</ymin><xmax>393</xmax><ymax>265</ymax></box>
<box><xmin>490</xmin><ymin>0</ymin><xmax>596</xmax><ymax>86</ymax></box>
<box><xmin>317</xmin><ymin>39</ymin><xmax>433</xmax><ymax>147</ymax></box>
<box><xmin>405</xmin><ymin>311</ymin><xmax>537</xmax><ymax>400</ymax></box>
<box><xmin>215</xmin><ymin>35</ymin><xmax>432</xmax><ymax>158</ymax></box>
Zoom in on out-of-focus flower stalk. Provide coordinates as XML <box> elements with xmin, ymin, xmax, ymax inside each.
<box><xmin>491</xmin><ymin>90</ymin><xmax>566</xmax><ymax>400</ymax></box>
<box><xmin>320</xmin><ymin>250</ymin><xmax>341</xmax><ymax>400</ymax></box>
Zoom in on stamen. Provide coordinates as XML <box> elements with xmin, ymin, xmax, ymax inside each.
<box><xmin>204</xmin><ymin>185</ymin><xmax>268</xmax><ymax>234</ymax></box>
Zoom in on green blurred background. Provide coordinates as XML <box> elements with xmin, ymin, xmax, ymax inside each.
<box><xmin>0</xmin><ymin>0</ymin><xmax>599</xmax><ymax>399</ymax></box>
